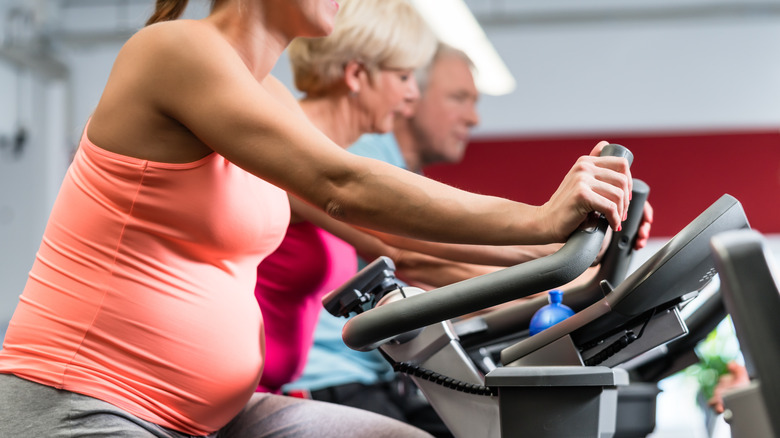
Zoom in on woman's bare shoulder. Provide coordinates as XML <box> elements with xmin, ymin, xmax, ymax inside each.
<box><xmin>109</xmin><ymin>19</ymin><xmax>247</xmax><ymax>100</ymax></box>
<box><xmin>123</xmin><ymin>20</ymin><xmax>228</xmax><ymax>61</ymax></box>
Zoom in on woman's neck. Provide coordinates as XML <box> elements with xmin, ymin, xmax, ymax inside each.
<box><xmin>299</xmin><ymin>96</ymin><xmax>365</xmax><ymax>149</ymax></box>
<box><xmin>205</xmin><ymin>1</ymin><xmax>289</xmax><ymax>80</ymax></box>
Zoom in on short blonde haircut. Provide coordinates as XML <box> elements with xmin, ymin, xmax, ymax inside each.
<box><xmin>289</xmin><ymin>0</ymin><xmax>437</xmax><ymax>96</ymax></box>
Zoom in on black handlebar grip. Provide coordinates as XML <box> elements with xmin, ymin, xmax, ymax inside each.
<box><xmin>600</xmin><ymin>143</ymin><xmax>633</xmax><ymax>165</ymax></box>
<box><xmin>341</xmin><ymin>145</ymin><xmax>634</xmax><ymax>351</ymax></box>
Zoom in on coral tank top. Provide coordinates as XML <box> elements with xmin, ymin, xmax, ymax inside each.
<box><xmin>0</xmin><ymin>125</ymin><xmax>290</xmax><ymax>435</ymax></box>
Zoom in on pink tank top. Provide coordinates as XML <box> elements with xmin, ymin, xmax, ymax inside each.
<box><xmin>0</xmin><ymin>126</ymin><xmax>290</xmax><ymax>435</ymax></box>
<box><xmin>254</xmin><ymin>222</ymin><xmax>357</xmax><ymax>393</ymax></box>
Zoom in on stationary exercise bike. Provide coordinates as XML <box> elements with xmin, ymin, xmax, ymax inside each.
<box><xmin>324</xmin><ymin>145</ymin><xmax>749</xmax><ymax>437</ymax></box>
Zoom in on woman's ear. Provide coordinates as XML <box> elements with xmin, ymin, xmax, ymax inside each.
<box><xmin>344</xmin><ymin>60</ymin><xmax>365</xmax><ymax>94</ymax></box>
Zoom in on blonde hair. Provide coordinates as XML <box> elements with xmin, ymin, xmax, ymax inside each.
<box><xmin>289</xmin><ymin>0</ymin><xmax>437</xmax><ymax>96</ymax></box>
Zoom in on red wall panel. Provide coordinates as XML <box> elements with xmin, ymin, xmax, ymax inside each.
<box><xmin>425</xmin><ymin>130</ymin><xmax>780</xmax><ymax>237</ymax></box>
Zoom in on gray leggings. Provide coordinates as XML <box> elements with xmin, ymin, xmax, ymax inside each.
<box><xmin>0</xmin><ymin>374</ymin><xmax>433</xmax><ymax>438</ymax></box>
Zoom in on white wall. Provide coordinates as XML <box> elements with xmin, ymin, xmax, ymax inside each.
<box><xmin>23</xmin><ymin>0</ymin><xmax>780</xmax><ymax>139</ymax></box>
<box><xmin>0</xmin><ymin>0</ymin><xmax>72</xmax><ymax>339</ymax></box>
<box><xmin>473</xmin><ymin>15</ymin><xmax>780</xmax><ymax>136</ymax></box>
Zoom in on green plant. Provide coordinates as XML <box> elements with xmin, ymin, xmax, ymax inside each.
<box><xmin>684</xmin><ymin>317</ymin><xmax>741</xmax><ymax>402</ymax></box>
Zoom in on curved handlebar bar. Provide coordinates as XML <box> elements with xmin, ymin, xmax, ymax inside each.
<box><xmin>457</xmin><ymin>179</ymin><xmax>649</xmax><ymax>347</ymax></box>
<box><xmin>342</xmin><ymin>144</ymin><xmax>633</xmax><ymax>351</ymax></box>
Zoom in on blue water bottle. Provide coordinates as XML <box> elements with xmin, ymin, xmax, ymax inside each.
<box><xmin>529</xmin><ymin>290</ymin><xmax>575</xmax><ymax>335</ymax></box>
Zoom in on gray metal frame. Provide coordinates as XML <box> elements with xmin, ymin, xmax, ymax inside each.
<box><xmin>711</xmin><ymin>229</ymin><xmax>780</xmax><ymax>438</ymax></box>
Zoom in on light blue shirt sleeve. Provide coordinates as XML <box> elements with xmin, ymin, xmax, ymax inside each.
<box><xmin>348</xmin><ymin>133</ymin><xmax>408</xmax><ymax>170</ymax></box>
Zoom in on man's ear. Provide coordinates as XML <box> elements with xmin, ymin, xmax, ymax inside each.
<box><xmin>344</xmin><ymin>60</ymin><xmax>366</xmax><ymax>94</ymax></box>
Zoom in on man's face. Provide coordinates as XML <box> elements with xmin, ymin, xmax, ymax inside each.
<box><xmin>410</xmin><ymin>54</ymin><xmax>480</xmax><ymax>165</ymax></box>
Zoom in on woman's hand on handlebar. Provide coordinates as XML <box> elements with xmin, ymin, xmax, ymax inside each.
<box><xmin>635</xmin><ymin>201</ymin><xmax>654</xmax><ymax>250</ymax></box>
<box><xmin>538</xmin><ymin>141</ymin><xmax>632</xmax><ymax>242</ymax></box>
<box><xmin>593</xmin><ymin>200</ymin><xmax>653</xmax><ymax>261</ymax></box>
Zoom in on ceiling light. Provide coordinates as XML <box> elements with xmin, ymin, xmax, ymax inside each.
<box><xmin>410</xmin><ymin>0</ymin><xmax>516</xmax><ymax>96</ymax></box>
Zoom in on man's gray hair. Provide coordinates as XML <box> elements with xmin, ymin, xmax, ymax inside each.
<box><xmin>415</xmin><ymin>43</ymin><xmax>475</xmax><ymax>94</ymax></box>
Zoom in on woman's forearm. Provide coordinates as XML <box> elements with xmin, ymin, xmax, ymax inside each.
<box><xmin>291</xmin><ymin>195</ymin><xmax>558</xmax><ymax>265</ymax></box>
<box><xmin>359</xmin><ymin>229</ymin><xmax>561</xmax><ymax>266</ymax></box>
<box><xmin>392</xmin><ymin>251</ymin><xmax>502</xmax><ymax>288</ymax></box>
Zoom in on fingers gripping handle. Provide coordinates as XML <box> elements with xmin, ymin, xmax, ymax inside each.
<box><xmin>596</xmin><ymin>144</ymin><xmax>633</xmax><ymax>232</ymax></box>
<box><xmin>341</xmin><ymin>145</ymin><xmax>634</xmax><ymax>351</ymax></box>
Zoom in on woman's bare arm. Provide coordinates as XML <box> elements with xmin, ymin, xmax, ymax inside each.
<box><xmin>289</xmin><ymin>195</ymin><xmax>560</xmax><ymax>266</ymax></box>
<box><xmin>361</xmin><ymin>228</ymin><xmax>561</xmax><ymax>266</ymax></box>
<box><xmin>111</xmin><ymin>22</ymin><xmax>632</xmax><ymax>246</ymax></box>
<box><xmin>392</xmin><ymin>252</ymin><xmax>503</xmax><ymax>289</ymax></box>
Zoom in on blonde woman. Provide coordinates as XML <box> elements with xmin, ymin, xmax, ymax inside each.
<box><xmin>255</xmin><ymin>0</ymin><xmax>442</xmax><ymax>394</ymax></box>
<box><xmin>0</xmin><ymin>0</ymin><xmax>633</xmax><ymax>436</ymax></box>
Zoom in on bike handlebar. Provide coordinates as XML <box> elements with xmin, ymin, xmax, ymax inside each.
<box><xmin>342</xmin><ymin>145</ymin><xmax>633</xmax><ymax>351</ymax></box>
